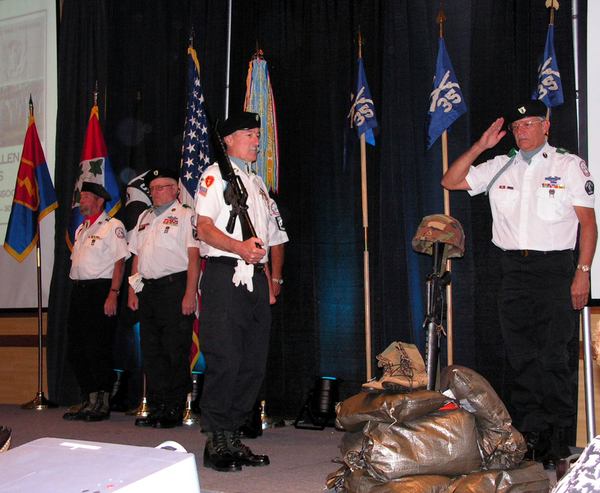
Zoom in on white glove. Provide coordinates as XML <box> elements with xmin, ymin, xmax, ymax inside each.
<box><xmin>232</xmin><ymin>259</ymin><xmax>254</xmax><ymax>292</ymax></box>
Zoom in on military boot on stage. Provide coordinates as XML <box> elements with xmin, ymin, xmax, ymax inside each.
<box><xmin>203</xmin><ymin>430</ymin><xmax>242</xmax><ymax>472</ymax></box>
<box><xmin>62</xmin><ymin>394</ymin><xmax>91</xmax><ymax>421</ymax></box>
<box><xmin>84</xmin><ymin>390</ymin><xmax>111</xmax><ymax>422</ymax></box>
<box><xmin>227</xmin><ymin>429</ymin><xmax>270</xmax><ymax>467</ymax></box>
<box><xmin>361</xmin><ymin>341</ymin><xmax>428</xmax><ymax>393</ymax></box>
<box><xmin>134</xmin><ymin>403</ymin><xmax>166</xmax><ymax>428</ymax></box>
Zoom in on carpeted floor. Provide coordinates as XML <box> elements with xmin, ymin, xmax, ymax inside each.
<box><xmin>0</xmin><ymin>404</ymin><xmax>343</xmax><ymax>493</ymax></box>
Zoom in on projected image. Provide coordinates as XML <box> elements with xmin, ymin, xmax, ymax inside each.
<box><xmin>0</xmin><ymin>11</ymin><xmax>46</xmax><ymax>240</ymax></box>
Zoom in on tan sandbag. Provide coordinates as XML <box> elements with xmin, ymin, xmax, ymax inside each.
<box><xmin>446</xmin><ymin>461</ymin><xmax>550</xmax><ymax>493</ymax></box>
<box><xmin>364</xmin><ymin>408</ymin><xmax>481</xmax><ymax>481</ymax></box>
<box><xmin>345</xmin><ymin>469</ymin><xmax>452</xmax><ymax>493</ymax></box>
<box><xmin>336</xmin><ymin>389</ymin><xmax>453</xmax><ymax>433</ymax></box>
<box><xmin>440</xmin><ymin>365</ymin><xmax>526</xmax><ymax>468</ymax></box>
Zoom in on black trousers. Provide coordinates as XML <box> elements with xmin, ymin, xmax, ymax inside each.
<box><xmin>67</xmin><ymin>279</ymin><xmax>117</xmax><ymax>396</ymax></box>
<box><xmin>498</xmin><ymin>250</ymin><xmax>578</xmax><ymax>433</ymax></box>
<box><xmin>198</xmin><ymin>261</ymin><xmax>271</xmax><ymax>432</ymax></box>
<box><xmin>138</xmin><ymin>272</ymin><xmax>194</xmax><ymax>407</ymax></box>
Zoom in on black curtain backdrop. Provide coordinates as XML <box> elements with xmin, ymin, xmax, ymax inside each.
<box><xmin>47</xmin><ymin>0</ymin><xmax>586</xmax><ymax>420</ymax></box>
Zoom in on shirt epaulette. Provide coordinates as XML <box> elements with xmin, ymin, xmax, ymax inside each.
<box><xmin>182</xmin><ymin>204</ymin><xmax>191</xmax><ymax>209</ymax></box>
<box><xmin>507</xmin><ymin>148</ymin><xmax>517</xmax><ymax>158</ymax></box>
<box><xmin>557</xmin><ymin>148</ymin><xmax>570</xmax><ymax>154</ymax></box>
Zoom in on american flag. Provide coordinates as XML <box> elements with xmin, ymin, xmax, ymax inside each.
<box><xmin>179</xmin><ymin>45</ymin><xmax>211</xmax><ymax>208</ymax></box>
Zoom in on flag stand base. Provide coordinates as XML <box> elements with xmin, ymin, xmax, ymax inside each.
<box><xmin>125</xmin><ymin>396</ymin><xmax>149</xmax><ymax>417</ymax></box>
<box><xmin>21</xmin><ymin>392</ymin><xmax>58</xmax><ymax>410</ymax></box>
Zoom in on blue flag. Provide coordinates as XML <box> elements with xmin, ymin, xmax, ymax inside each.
<box><xmin>532</xmin><ymin>24</ymin><xmax>563</xmax><ymax>108</ymax></box>
<box><xmin>344</xmin><ymin>57</ymin><xmax>377</xmax><ymax>169</ymax></box>
<box><xmin>426</xmin><ymin>38</ymin><xmax>467</xmax><ymax>150</ymax></box>
<box><xmin>4</xmin><ymin>115</ymin><xmax>58</xmax><ymax>262</ymax></box>
<box><xmin>179</xmin><ymin>46</ymin><xmax>211</xmax><ymax>208</ymax></box>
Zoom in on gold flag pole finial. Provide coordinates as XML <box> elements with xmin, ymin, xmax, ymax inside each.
<box><xmin>29</xmin><ymin>94</ymin><xmax>34</xmax><ymax>118</ymax></box>
<box><xmin>94</xmin><ymin>81</ymin><xmax>98</xmax><ymax>107</ymax></box>
<box><xmin>436</xmin><ymin>4</ymin><xmax>446</xmax><ymax>38</ymax></box>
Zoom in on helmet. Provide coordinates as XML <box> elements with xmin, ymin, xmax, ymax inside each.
<box><xmin>412</xmin><ymin>214</ymin><xmax>465</xmax><ymax>258</ymax></box>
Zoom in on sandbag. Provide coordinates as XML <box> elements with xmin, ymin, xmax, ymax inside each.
<box><xmin>336</xmin><ymin>389</ymin><xmax>453</xmax><ymax>433</ymax></box>
<box><xmin>364</xmin><ymin>408</ymin><xmax>481</xmax><ymax>481</ymax></box>
<box><xmin>440</xmin><ymin>365</ymin><xmax>526</xmax><ymax>469</ymax></box>
<box><xmin>345</xmin><ymin>469</ymin><xmax>452</xmax><ymax>493</ymax></box>
<box><xmin>446</xmin><ymin>462</ymin><xmax>549</xmax><ymax>493</ymax></box>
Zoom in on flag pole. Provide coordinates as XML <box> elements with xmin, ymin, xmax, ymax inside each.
<box><xmin>437</xmin><ymin>8</ymin><xmax>454</xmax><ymax>366</ymax></box>
<box><xmin>358</xmin><ymin>32</ymin><xmax>373</xmax><ymax>381</ymax></box>
<box><xmin>21</xmin><ymin>98</ymin><xmax>57</xmax><ymax>410</ymax></box>
<box><xmin>224</xmin><ymin>0</ymin><xmax>233</xmax><ymax>119</ymax></box>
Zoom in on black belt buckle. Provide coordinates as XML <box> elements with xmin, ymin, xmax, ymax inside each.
<box><xmin>255</xmin><ymin>263</ymin><xmax>265</xmax><ymax>274</ymax></box>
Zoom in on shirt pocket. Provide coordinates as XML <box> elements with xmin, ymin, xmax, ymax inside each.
<box><xmin>491</xmin><ymin>188</ymin><xmax>518</xmax><ymax>218</ymax></box>
<box><xmin>536</xmin><ymin>187</ymin><xmax>567</xmax><ymax>221</ymax></box>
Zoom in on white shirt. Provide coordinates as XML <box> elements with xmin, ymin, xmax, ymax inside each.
<box><xmin>70</xmin><ymin>212</ymin><xmax>130</xmax><ymax>280</ymax></box>
<box><xmin>195</xmin><ymin>159</ymin><xmax>289</xmax><ymax>259</ymax></box>
<box><xmin>128</xmin><ymin>201</ymin><xmax>199</xmax><ymax>279</ymax></box>
<box><xmin>466</xmin><ymin>143</ymin><xmax>595</xmax><ymax>251</ymax></box>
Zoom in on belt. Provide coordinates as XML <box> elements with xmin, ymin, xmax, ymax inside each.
<box><xmin>505</xmin><ymin>249</ymin><xmax>571</xmax><ymax>257</ymax></box>
<box><xmin>142</xmin><ymin>271</ymin><xmax>187</xmax><ymax>287</ymax></box>
<box><xmin>72</xmin><ymin>278</ymin><xmax>111</xmax><ymax>287</ymax></box>
<box><xmin>206</xmin><ymin>256</ymin><xmax>266</xmax><ymax>274</ymax></box>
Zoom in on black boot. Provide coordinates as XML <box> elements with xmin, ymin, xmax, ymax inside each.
<box><xmin>227</xmin><ymin>429</ymin><xmax>270</xmax><ymax>467</ymax></box>
<box><xmin>63</xmin><ymin>395</ymin><xmax>91</xmax><ymax>421</ymax></box>
<box><xmin>542</xmin><ymin>426</ymin><xmax>572</xmax><ymax>470</ymax></box>
<box><xmin>135</xmin><ymin>404</ymin><xmax>166</xmax><ymax>428</ymax></box>
<box><xmin>203</xmin><ymin>430</ymin><xmax>242</xmax><ymax>472</ymax></box>
<box><xmin>523</xmin><ymin>428</ymin><xmax>552</xmax><ymax>462</ymax></box>
<box><xmin>238</xmin><ymin>401</ymin><xmax>263</xmax><ymax>439</ymax></box>
<box><xmin>84</xmin><ymin>391</ymin><xmax>111</xmax><ymax>422</ymax></box>
<box><xmin>154</xmin><ymin>403</ymin><xmax>184</xmax><ymax>429</ymax></box>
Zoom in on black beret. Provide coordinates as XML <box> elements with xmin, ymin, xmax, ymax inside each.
<box><xmin>506</xmin><ymin>99</ymin><xmax>548</xmax><ymax>126</ymax></box>
<box><xmin>220</xmin><ymin>112</ymin><xmax>261</xmax><ymax>138</ymax></box>
<box><xmin>144</xmin><ymin>168</ymin><xmax>179</xmax><ymax>187</ymax></box>
<box><xmin>81</xmin><ymin>181</ymin><xmax>111</xmax><ymax>202</ymax></box>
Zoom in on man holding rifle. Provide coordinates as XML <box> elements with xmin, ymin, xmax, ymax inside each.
<box><xmin>195</xmin><ymin>112</ymin><xmax>288</xmax><ymax>472</ymax></box>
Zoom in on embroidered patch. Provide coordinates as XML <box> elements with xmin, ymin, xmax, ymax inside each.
<box><xmin>205</xmin><ymin>175</ymin><xmax>215</xmax><ymax>188</ymax></box>
<box><xmin>270</xmin><ymin>200</ymin><xmax>281</xmax><ymax>217</ymax></box>
<box><xmin>580</xmin><ymin>160</ymin><xmax>591</xmax><ymax>177</ymax></box>
<box><xmin>585</xmin><ymin>180</ymin><xmax>595</xmax><ymax>195</ymax></box>
<box><xmin>115</xmin><ymin>227</ymin><xmax>125</xmax><ymax>239</ymax></box>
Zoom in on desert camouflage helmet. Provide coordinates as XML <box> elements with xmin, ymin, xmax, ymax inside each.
<box><xmin>412</xmin><ymin>214</ymin><xmax>465</xmax><ymax>258</ymax></box>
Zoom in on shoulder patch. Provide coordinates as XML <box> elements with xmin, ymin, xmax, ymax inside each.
<box><xmin>182</xmin><ymin>204</ymin><xmax>191</xmax><ymax>209</ymax></box>
<box><xmin>579</xmin><ymin>160</ymin><xmax>591</xmax><ymax>177</ymax></box>
<box><xmin>585</xmin><ymin>180</ymin><xmax>595</xmax><ymax>196</ymax></box>
<box><xmin>557</xmin><ymin>148</ymin><xmax>570</xmax><ymax>154</ymax></box>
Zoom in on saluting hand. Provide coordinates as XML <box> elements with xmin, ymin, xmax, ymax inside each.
<box><xmin>476</xmin><ymin>117</ymin><xmax>507</xmax><ymax>151</ymax></box>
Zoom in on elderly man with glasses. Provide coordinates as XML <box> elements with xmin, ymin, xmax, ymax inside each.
<box><xmin>128</xmin><ymin>168</ymin><xmax>201</xmax><ymax>429</ymax></box>
<box><xmin>442</xmin><ymin>100</ymin><xmax>597</xmax><ymax>468</ymax></box>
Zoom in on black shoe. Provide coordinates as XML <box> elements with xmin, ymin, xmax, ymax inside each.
<box><xmin>228</xmin><ymin>429</ymin><xmax>270</xmax><ymax>467</ymax></box>
<box><xmin>84</xmin><ymin>391</ymin><xmax>111</xmax><ymax>422</ymax></box>
<box><xmin>203</xmin><ymin>430</ymin><xmax>242</xmax><ymax>472</ymax></box>
<box><xmin>153</xmin><ymin>405</ymin><xmax>183</xmax><ymax>429</ymax></box>
<box><xmin>135</xmin><ymin>404</ymin><xmax>166</xmax><ymax>428</ymax></box>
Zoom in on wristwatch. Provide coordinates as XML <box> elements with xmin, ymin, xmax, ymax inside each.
<box><xmin>577</xmin><ymin>264</ymin><xmax>590</xmax><ymax>273</ymax></box>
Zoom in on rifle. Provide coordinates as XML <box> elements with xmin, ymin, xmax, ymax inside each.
<box><xmin>424</xmin><ymin>242</ymin><xmax>451</xmax><ymax>390</ymax></box>
<box><xmin>210</xmin><ymin>124</ymin><xmax>259</xmax><ymax>243</ymax></box>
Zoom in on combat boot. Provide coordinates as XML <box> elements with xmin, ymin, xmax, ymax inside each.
<box><xmin>362</xmin><ymin>342</ymin><xmax>428</xmax><ymax>393</ymax></box>
<box><xmin>62</xmin><ymin>394</ymin><xmax>91</xmax><ymax>421</ymax></box>
<box><xmin>227</xmin><ymin>429</ymin><xmax>270</xmax><ymax>467</ymax></box>
<box><xmin>203</xmin><ymin>430</ymin><xmax>242</xmax><ymax>472</ymax></box>
<box><xmin>381</xmin><ymin>342</ymin><xmax>428</xmax><ymax>391</ymax></box>
<box><xmin>361</xmin><ymin>341</ymin><xmax>402</xmax><ymax>393</ymax></box>
<box><xmin>84</xmin><ymin>390</ymin><xmax>111</xmax><ymax>422</ymax></box>
<box><xmin>154</xmin><ymin>403</ymin><xmax>184</xmax><ymax>428</ymax></box>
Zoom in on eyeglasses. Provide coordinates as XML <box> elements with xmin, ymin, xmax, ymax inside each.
<box><xmin>508</xmin><ymin>119</ymin><xmax>545</xmax><ymax>132</ymax></box>
<box><xmin>149</xmin><ymin>184</ymin><xmax>176</xmax><ymax>192</ymax></box>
